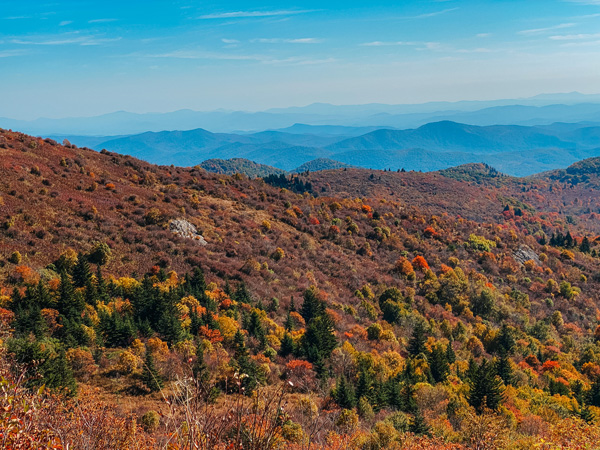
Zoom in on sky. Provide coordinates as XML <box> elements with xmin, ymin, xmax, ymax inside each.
<box><xmin>1</xmin><ymin>0</ymin><xmax>600</xmax><ymax>119</ymax></box>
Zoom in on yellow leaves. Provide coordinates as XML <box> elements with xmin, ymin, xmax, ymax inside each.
<box><xmin>147</xmin><ymin>337</ymin><xmax>169</xmax><ymax>360</ymax></box>
<box><xmin>216</xmin><ymin>315</ymin><xmax>239</xmax><ymax>342</ymax></box>
<box><xmin>173</xmin><ymin>340</ymin><xmax>196</xmax><ymax>359</ymax></box>
<box><xmin>130</xmin><ymin>338</ymin><xmax>146</xmax><ymax>357</ymax></box>
<box><xmin>116</xmin><ymin>350</ymin><xmax>141</xmax><ymax>375</ymax></box>
<box><xmin>113</xmin><ymin>277</ymin><xmax>140</xmax><ymax>293</ymax></box>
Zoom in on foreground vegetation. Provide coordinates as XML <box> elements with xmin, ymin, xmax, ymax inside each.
<box><xmin>3</xmin><ymin>129</ymin><xmax>600</xmax><ymax>448</ymax></box>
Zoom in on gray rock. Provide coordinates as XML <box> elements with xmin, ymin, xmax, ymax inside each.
<box><xmin>513</xmin><ymin>245</ymin><xmax>540</xmax><ymax>266</ymax></box>
<box><xmin>169</xmin><ymin>219</ymin><xmax>207</xmax><ymax>246</ymax></box>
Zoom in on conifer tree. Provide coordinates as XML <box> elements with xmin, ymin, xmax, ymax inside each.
<box><xmin>428</xmin><ymin>343</ymin><xmax>450</xmax><ymax>383</ymax></box>
<box><xmin>495</xmin><ymin>354</ymin><xmax>513</xmax><ymax>386</ymax></box>
<box><xmin>142</xmin><ymin>351</ymin><xmax>163</xmax><ymax>392</ymax></box>
<box><xmin>72</xmin><ymin>254</ymin><xmax>92</xmax><ymax>288</ymax></box>
<box><xmin>408</xmin><ymin>321</ymin><xmax>427</xmax><ymax>357</ymax></box>
<box><xmin>279</xmin><ymin>332</ymin><xmax>294</xmax><ymax>357</ymax></box>
<box><xmin>588</xmin><ymin>379</ymin><xmax>600</xmax><ymax>407</ymax></box>
<box><xmin>468</xmin><ymin>359</ymin><xmax>504</xmax><ymax>413</ymax></box>
<box><xmin>43</xmin><ymin>347</ymin><xmax>78</xmax><ymax>396</ymax></box>
<box><xmin>300</xmin><ymin>286</ymin><xmax>325</xmax><ymax>323</ymax></box>
<box><xmin>445</xmin><ymin>342</ymin><xmax>456</xmax><ymax>364</ymax></box>
<box><xmin>334</xmin><ymin>374</ymin><xmax>356</xmax><ymax>409</ymax></box>
<box><xmin>409</xmin><ymin>408</ymin><xmax>430</xmax><ymax>435</ymax></box>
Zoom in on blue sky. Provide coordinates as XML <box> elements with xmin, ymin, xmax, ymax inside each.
<box><xmin>1</xmin><ymin>0</ymin><xmax>600</xmax><ymax>119</ymax></box>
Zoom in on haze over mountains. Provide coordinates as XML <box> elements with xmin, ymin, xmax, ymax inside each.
<box><xmin>3</xmin><ymin>92</ymin><xmax>600</xmax><ymax>176</ymax></box>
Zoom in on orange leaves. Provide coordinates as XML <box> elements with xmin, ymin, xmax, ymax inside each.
<box><xmin>198</xmin><ymin>325</ymin><xmax>224</xmax><ymax>343</ymax></box>
<box><xmin>541</xmin><ymin>360</ymin><xmax>560</xmax><ymax>372</ymax></box>
<box><xmin>13</xmin><ymin>265</ymin><xmax>38</xmax><ymax>284</ymax></box>
<box><xmin>412</xmin><ymin>255</ymin><xmax>430</xmax><ymax>271</ymax></box>
<box><xmin>423</xmin><ymin>226</ymin><xmax>437</xmax><ymax>237</ymax></box>
<box><xmin>395</xmin><ymin>257</ymin><xmax>415</xmax><ymax>276</ymax></box>
<box><xmin>309</xmin><ymin>216</ymin><xmax>320</xmax><ymax>225</ymax></box>
<box><xmin>286</xmin><ymin>359</ymin><xmax>313</xmax><ymax>371</ymax></box>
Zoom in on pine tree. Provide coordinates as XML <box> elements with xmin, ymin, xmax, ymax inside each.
<box><xmin>581</xmin><ymin>236</ymin><xmax>592</xmax><ymax>253</ymax></box>
<box><xmin>356</xmin><ymin>369</ymin><xmax>374</xmax><ymax>405</ymax></box>
<box><xmin>142</xmin><ymin>351</ymin><xmax>163</xmax><ymax>392</ymax></box>
<box><xmin>279</xmin><ymin>332</ymin><xmax>294</xmax><ymax>357</ymax></box>
<box><xmin>334</xmin><ymin>375</ymin><xmax>356</xmax><ymax>409</ymax></box>
<box><xmin>468</xmin><ymin>359</ymin><xmax>504</xmax><ymax>413</ymax></box>
<box><xmin>409</xmin><ymin>408</ymin><xmax>430</xmax><ymax>435</ymax></box>
<box><xmin>445</xmin><ymin>342</ymin><xmax>456</xmax><ymax>364</ymax></box>
<box><xmin>284</xmin><ymin>311</ymin><xmax>294</xmax><ymax>331</ymax></box>
<box><xmin>193</xmin><ymin>343</ymin><xmax>209</xmax><ymax>383</ymax></box>
<box><xmin>42</xmin><ymin>347</ymin><xmax>78</xmax><ymax>396</ymax></box>
<box><xmin>301</xmin><ymin>313</ymin><xmax>337</xmax><ymax>363</ymax></box>
<box><xmin>72</xmin><ymin>254</ymin><xmax>92</xmax><ymax>288</ymax></box>
<box><xmin>428</xmin><ymin>343</ymin><xmax>449</xmax><ymax>383</ymax></box>
<box><xmin>588</xmin><ymin>380</ymin><xmax>600</xmax><ymax>407</ymax></box>
<box><xmin>232</xmin><ymin>282</ymin><xmax>252</xmax><ymax>304</ymax></box>
<box><xmin>300</xmin><ymin>286</ymin><xmax>325</xmax><ymax>323</ymax></box>
<box><xmin>495</xmin><ymin>354</ymin><xmax>513</xmax><ymax>386</ymax></box>
<box><xmin>578</xmin><ymin>403</ymin><xmax>595</xmax><ymax>424</ymax></box>
<box><xmin>408</xmin><ymin>321</ymin><xmax>427</xmax><ymax>357</ymax></box>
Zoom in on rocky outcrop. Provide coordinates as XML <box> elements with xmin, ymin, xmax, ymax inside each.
<box><xmin>169</xmin><ymin>219</ymin><xmax>207</xmax><ymax>245</ymax></box>
<box><xmin>513</xmin><ymin>245</ymin><xmax>540</xmax><ymax>266</ymax></box>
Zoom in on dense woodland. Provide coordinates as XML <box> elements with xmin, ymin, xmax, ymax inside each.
<box><xmin>3</xmin><ymin>129</ymin><xmax>600</xmax><ymax>448</ymax></box>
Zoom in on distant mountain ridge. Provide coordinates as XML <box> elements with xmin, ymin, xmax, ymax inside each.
<box><xmin>61</xmin><ymin>120</ymin><xmax>600</xmax><ymax>177</ymax></box>
<box><xmin>3</xmin><ymin>92</ymin><xmax>600</xmax><ymax>136</ymax></box>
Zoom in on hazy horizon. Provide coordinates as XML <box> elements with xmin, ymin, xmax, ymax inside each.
<box><xmin>2</xmin><ymin>0</ymin><xmax>600</xmax><ymax>120</ymax></box>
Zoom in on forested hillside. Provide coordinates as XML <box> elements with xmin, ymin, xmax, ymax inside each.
<box><xmin>3</xmin><ymin>129</ymin><xmax>600</xmax><ymax>449</ymax></box>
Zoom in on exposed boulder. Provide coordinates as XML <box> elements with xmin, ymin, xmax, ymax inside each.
<box><xmin>513</xmin><ymin>245</ymin><xmax>541</xmax><ymax>266</ymax></box>
<box><xmin>169</xmin><ymin>219</ymin><xmax>207</xmax><ymax>246</ymax></box>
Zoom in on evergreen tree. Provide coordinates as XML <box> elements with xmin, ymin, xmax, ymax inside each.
<box><xmin>356</xmin><ymin>369</ymin><xmax>374</xmax><ymax>405</ymax></box>
<box><xmin>193</xmin><ymin>342</ymin><xmax>209</xmax><ymax>383</ymax></box>
<box><xmin>72</xmin><ymin>254</ymin><xmax>92</xmax><ymax>288</ymax></box>
<box><xmin>408</xmin><ymin>321</ymin><xmax>427</xmax><ymax>357</ymax></box>
<box><xmin>284</xmin><ymin>312</ymin><xmax>294</xmax><ymax>331</ymax></box>
<box><xmin>301</xmin><ymin>313</ymin><xmax>337</xmax><ymax>363</ymax></box>
<box><xmin>279</xmin><ymin>332</ymin><xmax>294</xmax><ymax>357</ymax></box>
<box><xmin>142</xmin><ymin>351</ymin><xmax>163</xmax><ymax>392</ymax></box>
<box><xmin>445</xmin><ymin>342</ymin><xmax>456</xmax><ymax>364</ymax></box>
<box><xmin>409</xmin><ymin>408</ymin><xmax>430</xmax><ymax>436</ymax></box>
<box><xmin>581</xmin><ymin>236</ymin><xmax>592</xmax><ymax>253</ymax></box>
<box><xmin>232</xmin><ymin>282</ymin><xmax>252</xmax><ymax>304</ymax></box>
<box><xmin>246</xmin><ymin>310</ymin><xmax>266</xmax><ymax>347</ymax></box>
<box><xmin>300</xmin><ymin>286</ymin><xmax>325</xmax><ymax>323</ymax></box>
<box><xmin>495</xmin><ymin>324</ymin><xmax>516</xmax><ymax>355</ymax></box>
<box><xmin>588</xmin><ymin>380</ymin><xmax>600</xmax><ymax>407</ymax></box>
<box><xmin>43</xmin><ymin>347</ymin><xmax>78</xmax><ymax>396</ymax></box>
<box><xmin>578</xmin><ymin>403</ymin><xmax>595</xmax><ymax>424</ymax></box>
<box><xmin>468</xmin><ymin>359</ymin><xmax>504</xmax><ymax>413</ymax></box>
<box><xmin>333</xmin><ymin>375</ymin><xmax>356</xmax><ymax>409</ymax></box>
<box><xmin>428</xmin><ymin>343</ymin><xmax>450</xmax><ymax>383</ymax></box>
<box><xmin>495</xmin><ymin>354</ymin><xmax>513</xmax><ymax>386</ymax></box>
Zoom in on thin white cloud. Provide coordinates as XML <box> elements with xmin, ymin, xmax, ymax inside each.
<box><xmin>59</xmin><ymin>20</ymin><xmax>73</xmax><ymax>26</ymax></box>
<box><xmin>0</xmin><ymin>49</ymin><xmax>29</xmax><ymax>57</ymax></box>
<box><xmin>566</xmin><ymin>0</ymin><xmax>600</xmax><ymax>4</ymax></box>
<box><xmin>198</xmin><ymin>10</ymin><xmax>317</xmax><ymax>19</ymax></box>
<box><xmin>518</xmin><ymin>22</ymin><xmax>576</xmax><ymax>35</ymax></box>
<box><xmin>476</xmin><ymin>33</ymin><xmax>492</xmax><ymax>38</ymax></box>
<box><xmin>550</xmin><ymin>32</ymin><xmax>600</xmax><ymax>40</ymax></box>
<box><xmin>88</xmin><ymin>18</ymin><xmax>118</xmax><ymax>23</ymax></box>
<box><xmin>221</xmin><ymin>38</ymin><xmax>239</xmax><ymax>44</ymax></box>
<box><xmin>142</xmin><ymin>50</ymin><xmax>335</xmax><ymax>66</ymax></box>
<box><xmin>411</xmin><ymin>7</ymin><xmax>458</xmax><ymax>18</ymax></box>
<box><xmin>361</xmin><ymin>41</ymin><xmax>419</xmax><ymax>46</ymax></box>
<box><xmin>12</xmin><ymin>34</ymin><xmax>121</xmax><ymax>46</ymax></box>
<box><xmin>251</xmin><ymin>38</ymin><xmax>322</xmax><ymax>44</ymax></box>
